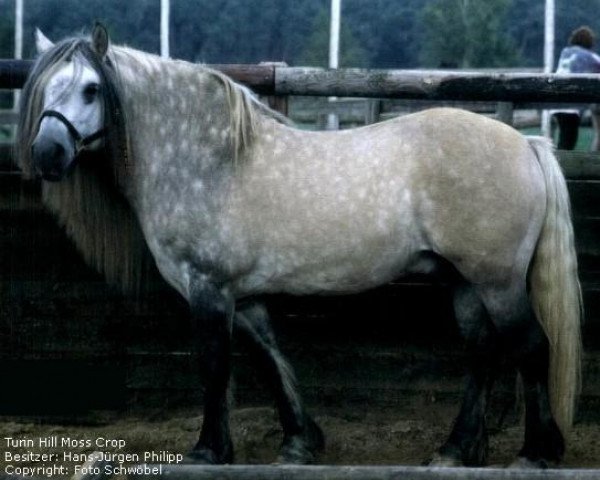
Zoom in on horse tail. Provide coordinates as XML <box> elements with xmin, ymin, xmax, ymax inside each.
<box><xmin>527</xmin><ymin>136</ymin><xmax>582</xmax><ymax>435</ymax></box>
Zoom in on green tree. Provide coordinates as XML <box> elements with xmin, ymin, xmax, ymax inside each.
<box><xmin>171</xmin><ymin>0</ymin><xmax>324</xmax><ymax>64</ymax></box>
<box><xmin>419</xmin><ymin>0</ymin><xmax>521</xmax><ymax>68</ymax></box>
<box><xmin>342</xmin><ymin>0</ymin><xmax>425</xmax><ymax>68</ymax></box>
<box><xmin>507</xmin><ymin>0</ymin><xmax>600</xmax><ymax>68</ymax></box>
<box><xmin>15</xmin><ymin>0</ymin><xmax>600</xmax><ymax>70</ymax></box>
<box><xmin>298</xmin><ymin>6</ymin><xmax>368</xmax><ymax>68</ymax></box>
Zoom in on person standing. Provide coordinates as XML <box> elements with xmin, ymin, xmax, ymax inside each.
<box><xmin>554</xmin><ymin>26</ymin><xmax>600</xmax><ymax>150</ymax></box>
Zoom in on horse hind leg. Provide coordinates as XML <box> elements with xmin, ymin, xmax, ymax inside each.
<box><xmin>431</xmin><ymin>281</ymin><xmax>498</xmax><ymax>467</ymax></box>
<box><xmin>235</xmin><ymin>302</ymin><xmax>324</xmax><ymax>464</ymax></box>
<box><xmin>477</xmin><ymin>280</ymin><xmax>564</xmax><ymax>467</ymax></box>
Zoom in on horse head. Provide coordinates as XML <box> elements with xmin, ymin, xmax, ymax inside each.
<box><xmin>30</xmin><ymin>24</ymin><xmax>110</xmax><ymax>181</ymax></box>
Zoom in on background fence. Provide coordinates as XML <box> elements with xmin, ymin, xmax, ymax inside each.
<box><xmin>0</xmin><ymin>61</ymin><xmax>599</xmax><ymax>420</ymax></box>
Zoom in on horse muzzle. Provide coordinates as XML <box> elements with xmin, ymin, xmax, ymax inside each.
<box><xmin>31</xmin><ymin>133</ymin><xmax>74</xmax><ymax>182</ymax></box>
<box><xmin>31</xmin><ymin>110</ymin><xmax>107</xmax><ymax>181</ymax></box>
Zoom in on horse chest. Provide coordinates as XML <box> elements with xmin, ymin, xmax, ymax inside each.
<box><xmin>140</xmin><ymin>199</ymin><xmax>249</xmax><ymax>300</ymax></box>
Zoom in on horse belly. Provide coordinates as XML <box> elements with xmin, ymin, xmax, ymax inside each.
<box><xmin>232</xmin><ymin>137</ymin><xmax>423</xmax><ymax>297</ymax></box>
<box><xmin>233</xmin><ymin>231</ymin><xmax>419</xmax><ymax>297</ymax></box>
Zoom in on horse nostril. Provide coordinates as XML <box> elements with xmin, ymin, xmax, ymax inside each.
<box><xmin>53</xmin><ymin>142</ymin><xmax>65</xmax><ymax>159</ymax></box>
<box><xmin>32</xmin><ymin>138</ymin><xmax>64</xmax><ymax>161</ymax></box>
<box><xmin>31</xmin><ymin>138</ymin><xmax>70</xmax><ymax>181</ymax></box>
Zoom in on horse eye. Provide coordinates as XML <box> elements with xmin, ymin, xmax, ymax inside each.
<box><xmin>82</xmin><ymin>83</ymin><xmax>100</xmax><ymax>103</ymax></box>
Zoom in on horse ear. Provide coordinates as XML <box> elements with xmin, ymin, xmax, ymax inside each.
<box><xmin>35</xmin><ymin>28</ymin><xmax>54</xmax><ymax>53</ymax></box>
<box><xmin>91</xmin><ymin>22</ymin><xmax>110</xmax><ymax>59</ymax></box>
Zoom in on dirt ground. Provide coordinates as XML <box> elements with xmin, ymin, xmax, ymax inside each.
<box><xmin>0</xmin><ymin>395</ymin><xmax>599</xmax><ymax>478</ymax></box>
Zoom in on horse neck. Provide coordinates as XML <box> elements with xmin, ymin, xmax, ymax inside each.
<box><xmin>114</xmin><ymin>47</ymin><xmax>235</xmax><ymax>149</ymax></box>
<box><xmin>110</xmin><ymin>47</ymin><xmax>254</xmax><ymax>233</ymax></box>
<box><xmin>112</xmin><ymin>48</ymin><xmax>240</xmax><ymax>200</ymax></box>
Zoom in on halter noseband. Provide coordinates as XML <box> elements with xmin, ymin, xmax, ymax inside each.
<box><xmin>39</xmin><ymin>110</ymin><xmax>106</xmax><ymax>154</ymax></box>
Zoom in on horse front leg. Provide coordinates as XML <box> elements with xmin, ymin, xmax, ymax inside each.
<box><xmin>187</xmin><ymin>277</ymin><xmax>235</xmax><ymax>464</ymax></box>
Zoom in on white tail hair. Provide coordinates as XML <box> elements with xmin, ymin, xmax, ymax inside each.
<box><xmin>527</xmin><ymin>136</ymin><xmax>582</xmax><ymax>435</ymax></box>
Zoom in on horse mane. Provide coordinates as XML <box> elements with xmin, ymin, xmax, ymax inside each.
<box><xmin>41</xmin><ymin>159</ymin><xmax>158</xmax><ymax>294</ymax></box>
<box><xmin>201</xmin><ymin>67</ymin><xmax>292</xmax><ymax>162</ymax></box>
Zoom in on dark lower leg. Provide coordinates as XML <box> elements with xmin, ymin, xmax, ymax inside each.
<box><xmin>236</xmin><ymin>303</ymin><xmax>323</xmax><ymax>463</ymax></box>
<box><xmin>188</xmin><ymin>282</ymin><xmax>234</xmax><ymax>464</ymax></box>
<box><xmin>437</xmin><ymin>352</ymin><xmax>495</xmax><ymax>466</ymax></box>
<box><xmin>517</xmin><ymin>339</ymin><xmax>564</xmax><ymax>465</ymax></box>
<box><xmin>481</xmin><ymin>283</ymin><xmax>565</xmax><ymax>466</ymax></box>
<box><xmin>436</xmin><ymin>283</ymin><xmax>495</xmax><ymax>466</ymax></box>
<box><xmin>192</xmin><ymin>337</ymin><xmax>233</xmax><ymax>463</ymax></box>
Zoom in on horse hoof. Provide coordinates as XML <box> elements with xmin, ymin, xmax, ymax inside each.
<box><xmin>183</xmin><ymin>448</ymin><xmax>218</xmax><ymax>464</ymax></box>
<box><xmin>277</xmin><ymin>435</ymin><xmax>317</xmax><ymax>464</ymax></box>
<box><xmin>184</xmin><ymin>447</ymin><xmax>233</xmax><ymax>465</ymax></box>
<box><xmin>507</xmin><ymin>457</ymin><xmax>549</xmax><ymax>469</ymax></box>
<box><xmin>427</xmin><ymin>452</ymin><xmax>463</xmax><ymax>467</ymax></box>
<box><xmin>277</xmin><ymin>415</ymin><xmax>325</xmax><ymax>465</ymax></box>
<box><xmin>306</xmin><ymin>416</ymin><xmax>325</xmax><ymax>453</ymax></box>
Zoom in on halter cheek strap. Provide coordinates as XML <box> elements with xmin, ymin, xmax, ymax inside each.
<box><xmin>39</xmin><ymin>110</ymin><xmax>106</xmax><ymax>154</ymax></box>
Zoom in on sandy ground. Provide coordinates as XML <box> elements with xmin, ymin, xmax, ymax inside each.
<box><xmin>0</xmin><ymin>396</ymin><xmax>599</xmax><ymax>478</ymax></box>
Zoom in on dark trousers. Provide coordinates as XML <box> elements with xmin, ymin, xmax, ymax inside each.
<box><xmin>554</xmin><ymin>112</ymin><xmax>580</xmax><ymax>150</ymax></box>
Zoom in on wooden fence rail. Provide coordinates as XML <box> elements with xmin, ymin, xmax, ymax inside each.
<box><xmin>5</xmin><ymin>465</ymin><xmax>600</xmax><ymax>480</ymax></box>
<box><xmin>129</xmin><ymin>465</ymin><xmax>600</xmax><ymax>480</ymax></box>
<box><xmin>3</xmin><ymin>59</ymin><xmax>600</xmax><ymax>103</ymax></box>
<box><xmin>0</xmin><ymin>59</ymin><xmax>31</xmax><ymax>89</ymax></box>
<box><xmin>275</xmin><ymin>68</ymin><xmax>600</xmax><ymax>102</ymax></box>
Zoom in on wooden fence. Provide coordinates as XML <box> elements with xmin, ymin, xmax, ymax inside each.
<box><xmin>1</xmin><ymin>59</ymin><xmax>600</xmax><ymax>416</ymax></box>
<box><xmin>5</xmin><ymin>61</ymin><xmax>600</xmax><ymax>100</ymax></box>
<box><xmin>4</xmin><ymin>60</ymin><xmax>600</xmax><ymax>129</ymax></box>
<box><xmin>6</xmin><ymin>465</ymin><xmax>600</xmax><ymax>480</ymax></box>
<box><xmin>129</xmin><ymin>465</ymin><xmax>600</xmax><ymax>480</ymax></box>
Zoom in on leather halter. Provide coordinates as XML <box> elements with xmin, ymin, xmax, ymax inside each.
<box><xmin>38</xmin><ymin>110</ymin><xmax>106</xmax><ymax>155</ymax></box>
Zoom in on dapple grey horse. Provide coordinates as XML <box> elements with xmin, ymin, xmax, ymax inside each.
<box><xmin>17</xmin><ymin>24</ymin><xmax>581</xmax><ymax>468</ymax></box>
